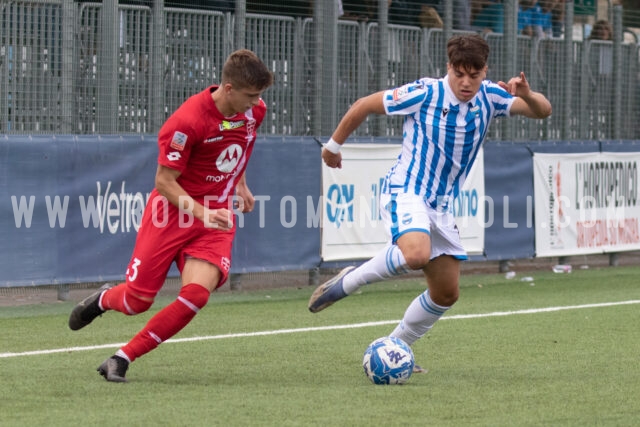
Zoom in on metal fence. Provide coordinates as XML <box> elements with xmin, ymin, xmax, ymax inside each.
<box><xmin>1</xmin><ymin>0</ymin><xmax>639</xmax><ymax>140</ymax></box>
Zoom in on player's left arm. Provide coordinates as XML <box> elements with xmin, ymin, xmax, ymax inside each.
<box><xmin>234</xmin><ymin>172</ymin><xmax>254</xmax><ymax>213</ymax></box>
<box><xmin>498</xmin><ymin>72</ymin><xmax>552</xmax><ymax>119</ymax></box>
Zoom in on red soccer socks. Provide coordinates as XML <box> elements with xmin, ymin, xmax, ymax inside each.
<box><xmin>100</xmin><ymin>283</ymin><xmax>154</xmax><ymax>315</ymax></box>
<box><xmin>119</xmin><ymin>283</ymin><xmax>210</xmax><ymax>362</ymax></box>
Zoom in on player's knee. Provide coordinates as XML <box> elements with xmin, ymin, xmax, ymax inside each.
<box><xmin>404</xmin><ymin>251</ymin><xmax>431</xmax><ymax>270</ymax></box>
<box><xmin>124</xmin><ymin>288</ymin><xmax>154</xmax><ymax>315</ymax></box>
<box><xmin>431</xmin><ymin>286</ymin><xmax>459</xmax><ymax>307</ymax></box>
<box><xmin>442</xmin><ymin>288</ymin><xmax>459</xmax><ymax>306</ymax></box>
<box><xmin>178</xmin><ymin>283</ymin><xmax>210</xmax><ymax>311</ymax></box>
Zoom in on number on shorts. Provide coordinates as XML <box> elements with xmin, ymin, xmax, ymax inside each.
<box><xmin>127</xmin><ymin>257</ymin><xmax>141</xmax><ymax>282</ymax></box>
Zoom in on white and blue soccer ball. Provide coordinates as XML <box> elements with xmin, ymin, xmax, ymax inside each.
<box><xmin>362</xmin><ymin>336</ymin><xmax>415</xmax><ymax>385</ymax></box>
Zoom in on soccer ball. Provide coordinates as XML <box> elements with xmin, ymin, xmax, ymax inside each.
<box><xmin>362</xmin><ymin>336</ymin><xmax>415</xmax><ymax>385</ymax></box>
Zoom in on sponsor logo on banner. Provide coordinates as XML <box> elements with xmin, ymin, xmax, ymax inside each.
<box><xmin>539</xmin><ymin>161</ymin><xmax>564</xmax><ymax>249</ymax></box>
<box><xmin>533</xmin><ymin>152</ymin><xmax>640</xmax><ymax>256</ymax></box>
<box><xmin>325</xmin><ymin>184</ymin><xmax>354</xmax><ymax>228</ymax></box>
<box><xmin>321</xmin><ymin>144</ymin><xmax>486</xmax><ymax>261</ymax></box>
<box><xmin>170</xmin><ymin>131</ymin><xmax>188</xmax><ymax>151</ymax></box>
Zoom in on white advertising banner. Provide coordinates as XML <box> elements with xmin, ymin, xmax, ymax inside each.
<box><xmin>533</xmin><ymin>152</ymin><xmax>640</xmax><ymax>257</ymax></box>
<box><xmin>321</xmin><ymin>144</ymin><xmax>485</xmax><ymax>261</ymax></box>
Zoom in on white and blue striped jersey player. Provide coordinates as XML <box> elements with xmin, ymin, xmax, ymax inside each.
<box><xmin>379</xmin><ymin>75</ymin><xmax>515</xmax><ymax>260</ymax></box>
<box><xmin>309</xmin><ymin>34</ymin><xmax>551</xmax><ymax>362</ymax></box>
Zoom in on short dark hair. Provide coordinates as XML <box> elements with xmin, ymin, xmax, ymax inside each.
<box><xmin>222</xmin><ymin>49</ymin><xmax>273</xmax><ymax>90</ymax></box>
<box><xmin>447</xmin><ymin>34</ymin><xmax>490</xmax><ymax>71</ymax></box>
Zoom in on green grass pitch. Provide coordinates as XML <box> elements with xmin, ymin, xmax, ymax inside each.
<box><xmin>1</xmin><ymin>266</ymin><xmax>639</xmax><ymax>426</ymax></box>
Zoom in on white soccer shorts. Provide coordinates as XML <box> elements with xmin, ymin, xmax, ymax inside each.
<box><xmin>380</xmin><ymin>192</ymin><xmax>468</xmax><ymax>260</ymax></box>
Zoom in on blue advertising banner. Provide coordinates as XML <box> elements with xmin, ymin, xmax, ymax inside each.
<box><xmin>2</xmin><ymin>135</ymin><xmax>638</xmax><ymax>287</ymax></box>
<box><xmin>1</xmin><ymin>135</ymin><xmax>157</xmax><ymax>286</ymax></box>
<box><xmin>1</xmin><ymin>135</ymin><xmax>322</xmax><ymax>287</ymax></box>
<box><xmin>232</xmin><ymin>137</ymin><xmax>322</xmax><ymax>272</ymax></box>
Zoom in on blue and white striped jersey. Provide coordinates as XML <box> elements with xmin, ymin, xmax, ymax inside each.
<box><xmin>381</xmin><ymin>75</ymin><xmax>514</xmax><ymax>209</ymax></box>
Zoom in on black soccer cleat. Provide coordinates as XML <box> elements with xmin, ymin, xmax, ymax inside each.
<box><xmin>97</xmin><ymin>355</ymin><xmax>129</xmax><ymax>383</ymax></box>
<box><xmin>68</xmin><ymin>283</ymin><xmax>112</xmax><ymax>331</ymax></box>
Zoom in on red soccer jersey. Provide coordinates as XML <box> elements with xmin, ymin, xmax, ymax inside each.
<box><xmin>157</xmin><ymin>85</ymin><xmax>266</xmax><ymax>208</ymax></box>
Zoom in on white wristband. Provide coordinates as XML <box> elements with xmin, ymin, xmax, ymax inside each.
<box><xmin>324</xmin><ymin>138</ymin><xmax>342</xmax><ymax>154</ymax></box>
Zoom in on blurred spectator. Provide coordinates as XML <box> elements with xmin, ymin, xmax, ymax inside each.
<box><xmin>536</xmin><ymin>0</ymin><xmax>553</xmax><ymax>38</ymax></box>
<box><xmin>392</xmin><ymin>1</ymin><xmax>444</xmax><ymax>28</ymax></box>
<box><xmin>247</xmin><ymin>0</ymin><xmax>312</xmax><ymax>17</ymax></box>
<box><xmin>341</xmin><ymin>0</ymin><xmax>376</xmax><ymax>22</ymax></box>
<box><xmin>165</xmin><ymin>0</ymin><xmax>233</xmax><ymax>11</ymax></box>
<box><xmin>418</xmin><ymin>2</ymin><xmax>444</xmax><ymax>28</ymax></box>
<box><xmin>352</xmin><ymin>1</ymin><xmax>443</xmax><ymax>28</ymax></box>
<box><xmin>550</xmin><ymin>0</ymin><xmax>565</xmax><ymax>37</ymax></box>
<box><xmin>388</xmin><ymin>0</ymin><xmax>412</xmax><ymax>25</ymax></box>
<box><xmin>589</xmin><ymin>19</ymin><xmax>613</xmax><ymax>75</ymax></box>
<box><xmin>453</xmin><ymin>0</ymin><xmax>472</xmax><ymax>30</ymax></box>
<box><xmin>589</xmin><ymin>19</ymin><xmax>613</xmax><ymax>40</ymax></box>
<box><xmin>471</xmin><ymin>0</ymin><xmax>485</xmax><ymax>21</ymax></box>
<box><xmin>472</xmin><ymin>0</ymin><xmax>503</xmax><ymax>33</ymax></box>
<box><xmin>518</xmin><ymin>0</ymin><xmax>538</xmax><ymax>37</ymax></box>
<box><xmin>75</xmin><ymin>0</ymin><xmax>154</xmax><ymax>4</ymax></box>
<box><xmin>517</xmin><ymin>1</ymin><xmax>553</xmax><ymax>38</ymax></box>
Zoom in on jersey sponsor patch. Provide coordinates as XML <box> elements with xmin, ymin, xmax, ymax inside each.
<box><xmin>170</xmin><ymin>131</ymin><xmax>188</xmax><ymax>151</ymax></box>
<box><xmin>219</xmin><ymin>120</ymin><xmax>245</xmax><ymax>131</ymax></box>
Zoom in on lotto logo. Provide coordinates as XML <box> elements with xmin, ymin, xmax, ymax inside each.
<box><xmin>167</xmin><ymin>152</ymin><xmax>181</xmax><ymax>161</ymax></box>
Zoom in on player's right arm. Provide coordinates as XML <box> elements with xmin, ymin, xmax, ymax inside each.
<box><xmin>332</xmin><ymin>91</ymin><xmax>386</xmax><ymax>143</ymax></box>
<box><xmin>322</xmin><ymin>91</ymin><xmax>386</xmax><ymax>168</ymax></box>
<box><xmin>155</xmin><ymin>165</ymin><xmax>233</xmax><ymax>230</ymax></box>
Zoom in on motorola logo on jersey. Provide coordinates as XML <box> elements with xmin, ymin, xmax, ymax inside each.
<box><xmin>216</xmin><ymin>144</ymin><xmax>243</xmax><ymax>173</ymax></box>
<box><xmin>206</xmin><ymin>175</ymin><xmax>228</xmax><ymax>182</ymax></box>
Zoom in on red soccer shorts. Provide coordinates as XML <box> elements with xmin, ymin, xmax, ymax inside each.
<box><xmin>123</xmin><ymin>191</ymin><xmax>235</xmax><ymax>299</ymax></box>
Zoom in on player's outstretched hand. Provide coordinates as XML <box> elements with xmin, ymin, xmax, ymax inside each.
<box><xmin>498</xmin><ymin>71</ymin><xmax>531</xmax><ymax>98</ymax></box>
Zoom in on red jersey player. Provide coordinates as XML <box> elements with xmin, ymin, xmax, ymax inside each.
<box><xmin>68</xmin><ymin>49</ymin><xmax>274</xmax><ymax>382</ymax></box>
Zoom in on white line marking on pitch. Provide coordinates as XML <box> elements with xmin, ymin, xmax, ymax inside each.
<box><xmin>2</xmin><ymin>299</ymin><xmax>639</xmax><ymax>359</ymax></box>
